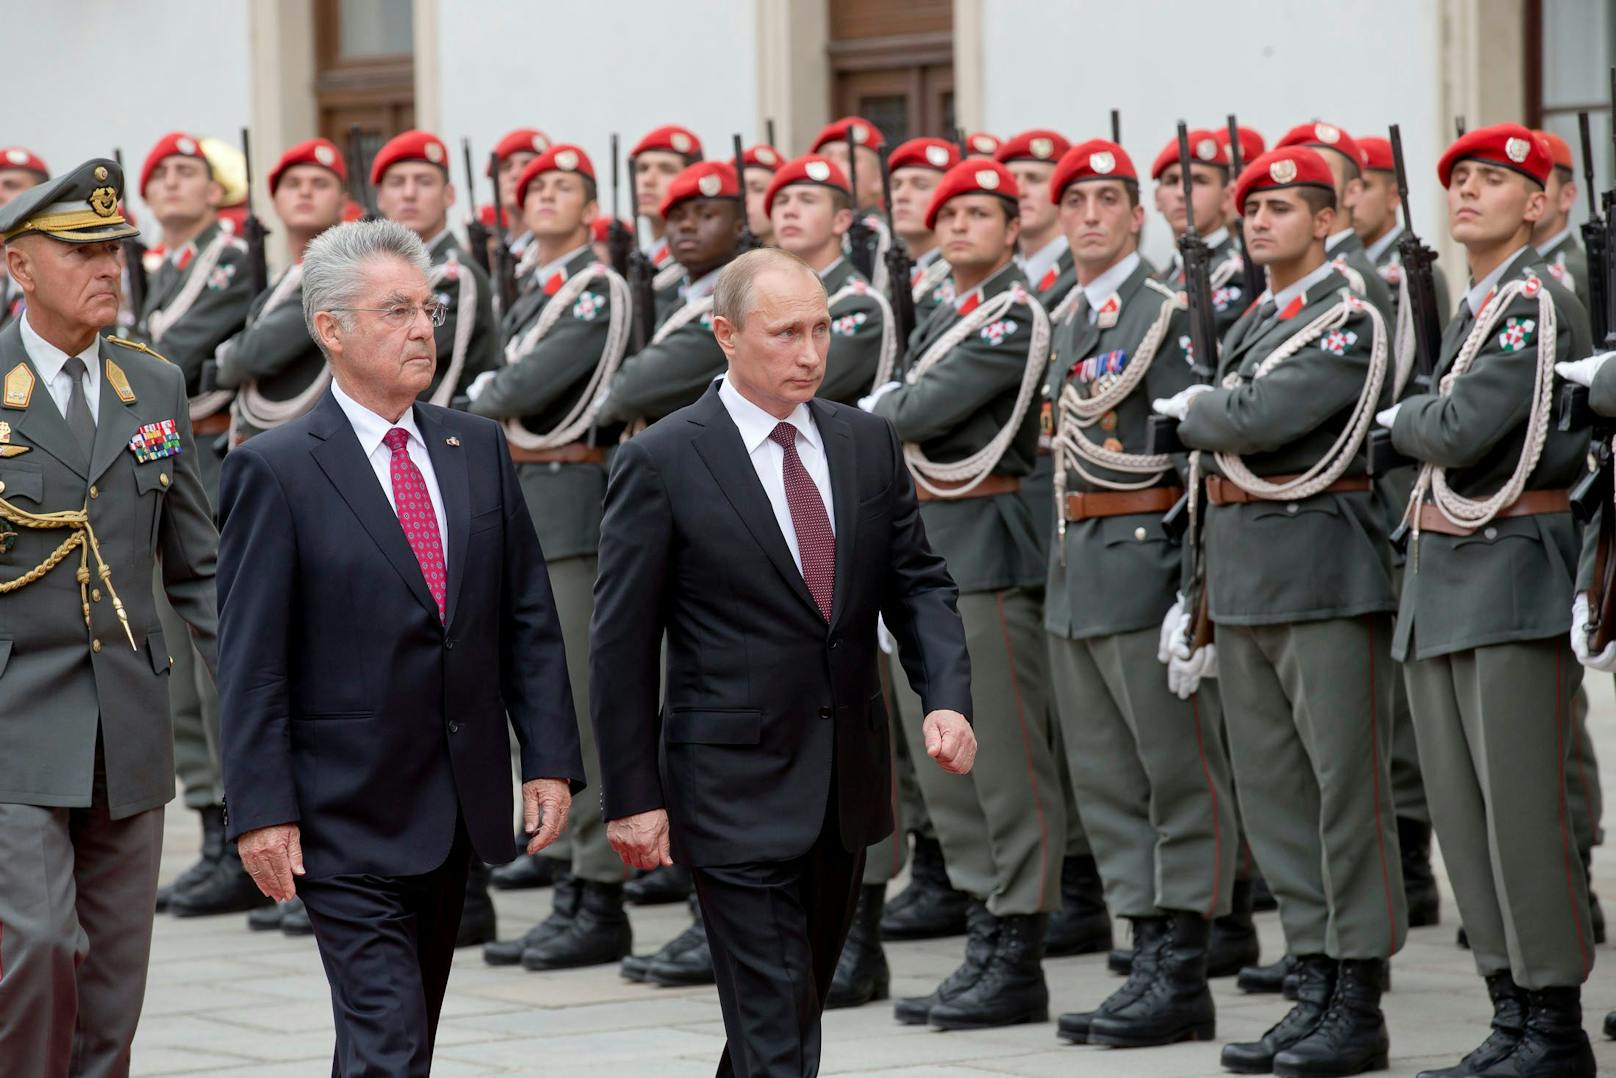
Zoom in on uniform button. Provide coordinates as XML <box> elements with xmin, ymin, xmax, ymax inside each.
<box><xmin>817</xmin><ymin>707</ymin><xmax>833</xmax><ymax>720</ymax></box>
<box><xmin>1483</xmin><ymin>526</ymin><xmax>1498</xmax><ymax>540</ymax></box>
<box><xmin>448</xmin><ymin>721</ymin><xmax>461</xmax><ymax>734</ymax></box>
<box><xmin>159</xmin><ymin>473</ymin><xmax>170</xmax><ymax>487</ymax></box>
<box><xmin>89</xmin><ymin>485</ymin><xmax>98</xmax><ymax>499</ymax></box>
<box><xmin>91</xmin><ymin>588</ymin><xmax>102</xmax><ymax>602</ymax></box>
<box><xmin>168</xmin><ymin>656</ymin><xmax>175</xmax><ymax>668</ymax></box>
<box><xmin>1134</xmin><ymin>526</ymin><xmax>1148</xmax><ymax>541</ymax></box>
<box><xmin>829</xmin><ymin>636</ymin><xmax>841</xmax><ymax>650</ymax></box>
<box><xmin>0</xmin><ymin>480</ymin><xmax>7</xmax><ymax>494</ymax></box>
<box><xmin>1286</xmin><ymin>503</ymin><xmax>1299</xmax><ymax>515</ymax></box>
<box><xmin>445</xmin><ymin>638</ymin><xmax>455</xmax><ymax>650</ymax></box>
<box><xmin>91</xmin><ymin>639</ymin><xmax>102</xmax><ymax>653</ymax></box>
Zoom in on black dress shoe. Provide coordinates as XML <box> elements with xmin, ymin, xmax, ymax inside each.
<box><xmin>522</xmin><ymin>881</ymin><xmax>632</xmax><ymax>970</ymax></box>
<box><xmin>1044</xmin><ymin>855</ymin><xmax>1112</xmax><ymax>957</ymax></box>
<box><xmin>1476</xmin><ymin>986</ymin><xmax>1595</xmax><ymax>1077</ymax></box>
<box><xmin>928</xmin><ymin>913</ymin><xmax>1049</xmax><ymax>1030</ymax></box>
<box><xmin>1209</xmin><ymin>879</ymin><xmax>1260</xmax><ymax>978</ymax></box>
<box><xmin>647</xmin><ymin>913</ymin><xmax>714</xmax><ymax>986</ymax></box>
<box><xmin>1238</xmin><ymin>954</ymin><xmax>1296</xmax><ymax>994</ymax></box>
<box><xmin>624</xmin><ymin>864</ymin><xmax>693</xmax><ymax>906</ymax></box>
<box><xmin>1399</xmin><ymin>817</ymin><xmax>1441</xmax><ymax>928</ymax></box>
<box><xmin>1414</xmin><ymin>971</ymin><xmax>1524</xmax><ymax>1078</ymax></box>
<box><xmin>456</xmin><ymin>861</ymin><xmax>497</xmax><ymax>947</ymax></box>
<box><xmin>1604</xmin><ymin>1009</ymin><xmax>1616</xmax><ymax>1040</ymax></box>
<box><xmin>484</xmin><ymin>876</ymin><xmax>581</xmax><ymax>966</ymax></box>
<box><xmin>280</xmin><ymin>897</ymin><xmax>313</xmax><ymax>936</ymax></box>
<box><xmin>895</xmin><ymin>901</ymin><xmax>996</xmax><ymax>1025</ymax></box>
<box><xmin>248</xmin><ymin>899</ymin><xmax>292</xmax><ymax>932</ymax></box>
<box><xmin>1058</xmin><ymin>916</ymin><xmax>1167</xmax><ymax>1045</ymax></box>
<box><xmin>1090</xmin><ymin>911</ymin><xmax>1217</xmax><ymax>1047</ymax></box>
<box><xmin>491</xmin><ymin>853</ymin><xmax>567</xmax><ymax>891</ymax></box>
<box><xmin>622</xmin><ymin>896</ymin><xmax>701</xmax><ymax>982</ymax></box>
<box><xmin>157</xmin><ymin>805</ymin><xmax>225</xmax><ymax>912</ymax></box>
<box><xmin>169</xmin><ymin>842</ymin><xmax>273</xmax><ymax>917</ymax></box>
<box><xmin>1272</xmin><ymin>958</ymin><xmax>1389</xmax><ymax>1077</ymax></box>
<box><xmin>1221</xmin><ymin>954</ymin><xmax>1337</xmax><ymax>1074</ymax></box>
<box><xmin>880</xmin><ymin>836</ymin><xmax>970</xmax><ymax>940</ymax></box>
<box><xmin>826</xmin><ymin>885</ymin><xmax>889</xmax><ymax>1009</ymax></box>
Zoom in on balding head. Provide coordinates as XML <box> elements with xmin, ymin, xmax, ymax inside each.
<box><xmin>711</xmin><ymin>248</ymin><xmax>830</xmax><ymax>419</ymax></box>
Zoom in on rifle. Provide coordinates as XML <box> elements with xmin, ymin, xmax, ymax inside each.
<box><xmin>239</xmin><ymin>128</ymin><xmax>270</xmax><ymax>296</ymax></box>
<box><xmin>1455</xmin><ymin>116</ymin><xmax>1467</xmax><ymax>138</ymax></box>
<box><xmin>1110</xmin><ymin>109</ymin><xmax>1121</xmax><ymax>145</ymax></box>
<box><xmin>484</xmin><ymin>151</ymin><xmax>517</xmax><ymax>312</ymax></box>
<box><xmin>955</xmin><ymin>127</ymin><xmax>968</xmax><ymax>158</ymax></box>
<box><xmin>462</xmin><ymin>138</ymin><xmax>493</xmax><ymax>277</ymax></box>
<box><xmin>1225</xmin><ymin>113</ymin><xmax>1266</xmax><ymax>307</ymax></box>
<box><xmin>347</xmin><ymin>124</ymin><xmax>379</xmax><ymax>220</ymax></box>
<box><xmin>1576</xmin><ymin>72</ymin><xmax>1616</xmax><ymax>652</ymax></box>
<box><xmin>877</xmin><ymin>146</ymin><xmax>917</xmax><ymax>346</ymax></box>
<box><xmin>112</xmin><ymin>148</ymin><xmax>148</xmax><ymax>321</ymax></box>
<box><xmin>733</xmin><ymin>134</ymin><xmax>759</xmax><ymax>252</ymax></box>
<box><xmin>606</xmin><ymin>134</ymin><xmax>634</xmax><ymax>277</ymax></box>
<box><xmin>845</xmin><ymin>128</ymin><xmax>876</xmax><ymax>278</ymax></box>
<box><xmin>624</xmin><ymin>153</ymin><xmax>656</xmax><ymax>351</ymax></box>
<box><xmin>765</xmin><ymin>118</ymin><xmax>777</xmax><ymax>150</ymax></box>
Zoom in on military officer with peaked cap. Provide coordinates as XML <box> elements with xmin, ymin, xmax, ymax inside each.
<box><xmin>0</xmin><ymin>157</ymin><xmax>219</xmax><ymax>1076</ymax></box>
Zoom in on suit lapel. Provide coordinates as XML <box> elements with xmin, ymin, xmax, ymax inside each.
<box><xmin>89</xmin><ymin>340</ymin><xmax>144</xmax><ymax>483</ymax></box>
<box><xmin>812</xmin><ymin>401</ymin><xmax>859</xmax><ymax>628</ymax></box>
<box><xmin>1</xmin><ymin>323</ymin><xmax>88</xmax><ymax>478</ymax></box>
<box><xmin>416</xmin><ymin>405</ymin><xmax>470</xmax><ymax>627</ymax></box>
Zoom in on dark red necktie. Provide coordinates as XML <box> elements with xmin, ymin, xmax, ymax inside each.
<box><xmin>768</xmin><ymin>422</ymin><xmax>835</xmax><ymax>620</ymax></box>
<box><xmin>384</xmin><ymin>427</ymin><xmax>447</xmax><ymax>620</ymax></box>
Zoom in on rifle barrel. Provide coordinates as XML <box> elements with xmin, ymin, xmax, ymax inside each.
<box><xmin>1176</xmin><ymin>122</ymin><xmax>1198</xmax><ymax>241</ymax></box>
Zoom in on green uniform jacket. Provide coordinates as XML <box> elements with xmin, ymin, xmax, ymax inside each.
<box><xmin>1044</xmin><ymin>260</ymin><xmax>1199</xmax><ymax>639</ymax></box>
<box><xmin>1029</xmin><ymin>243</ymin><xmax>1078</xmax><ymax>316</ymax></box>
<box><xmin>872</xmin><ymin>262</ymin><xmax>1046</xmax><ymax>593</ymax></box>
<box><xmin>1160</xmin><ymin>229</ymin><xmax>1252</xmax><ymax>340</ymax></box>
<box><xmin>424</xmin><ymin>231</ymin><xmax>499</xmax><ymax>403</ymax></box>
<box><xmin>1178</xmin><ymin>267</ymin><xmax>1397</xmax><ymax>625</ymax></box>
<box><xmin>819</xmin><ymin>259</ymin><xmax>890</xmax><ymax>406</ymax></box>
<box><xmin>213</xmin><ymin>265</ymin><xmax>325</xmax><ymax>424</ymax></box>
<box><xmin>600</xmin><ymin>285</ymin><xmax>726</xmax><ymax>427</ymax></box>
<box><xmin>1539</xmin><ymin>229</ymin><xmax>1590</xmax><ymax>314</ymax></box>
<box><xmin>1371</xmin><ymin>228</ymin><xmax>1453</xmax><ymax>330</ymax></box>
<box><xmin>911</xmin><ymin>253</ymin><xmax>955</xmax><ymax>326</ymax></box>
<box><xmin>134</xmin><ymin>220</ymin><xmax>255</xmax><ymax>395</ymax></box>
<box><xmin>469</xmin><ymin>246</ymin><xmax>618</xmax><ymax>560</ymax></box>
<box><xmin>0</xmin><ymin>326</ymin><xmax>218</xmax><ymax>817</ymax></box>
<box><xmin>1390</xmin><ymin>249</ymin><xmax>1591</xmax><ymax>660</ymax></box>
<box><xmin>1326</xmin><ymin>231</ymin><xmax>1395</xmax><ymax>325</ymax></box>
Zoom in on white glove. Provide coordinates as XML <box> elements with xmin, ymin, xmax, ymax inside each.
<box><xmin>1556</xmin><ymin>351</ymin><xmax>1616</xmax><ymax>388</ymax></box>
<box><xmin>1167</xmin><ymin>640</ymin><xmax>1218</xmax><ymax>700</ymax></box>
<box><xmin>1158</xmin><ymin>594</ymin><xmax>1187</xmax><ymax>664</ymax></box>
<box><xmin>1151</xmin><ymin>383</ymin><xmax>1214</xmax><ymax>422</ymax></box>
<box><xmin>858</xmin><ymin>381</ymin><xmax>902</xmax><ymax>413</ymax></box>
<box><xmin>877</xmin><ymin>614</ymin><xmax>894</xmax><ymax>656</ymax></box>
<box><xmin>1572</xmin><ymin>593</ymin><xmax>1616</xmax><ymax>671</ymax></box>
<box><xmin>1375</xmin><ymin>402</ymin><xmax>1402</xmax><ymax>429</ymax></box>
<box><xmin>466</xmin><ymin>368</ymin><xmax>498</xmax><ymax>402</ymax></box>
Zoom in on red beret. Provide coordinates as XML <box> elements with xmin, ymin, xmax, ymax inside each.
<box><xmin>965</xmin><ymin>132</ymin><xmax>1002</xmax><ymax>157</ymax></box>
<box><xmin>1357</xmin><ymin>136</ymin><xmax>1394</xmax><ymax>173</ymax></box>
<box><xmin>659</xmin><ymin>160</ymin><xmax>739</xmax><ymax>219</ymax></box>
<box><xmin>889</xmin><ymin>138</ymin><xmax>959</xmax><ymax>173</ymax></box>
<box><xmin>631</xmin><ymin>125</ymin><xmax>703</xmax><ymax>161</ymax></box>
<box><xmin>1213</xmin><ymin>126</ymin><xmax>1267</xmax><ymax>165</ymax></box>
<box><xmin>743</xmin><ymin>144</ymin><xmax>784</xmax><ymax>172</ymax></box>
<box><xmin>486</xmin><ymin>128</ymin><xmax>553</xmax><ymax>176</ymax></box>
<box><xmin>369</xmin><ymin>130</ymin><xmax>450</xmax><ymax>186</ymax></box>
<box><xmin>1535</xmin><ymin>130</ymin><xmax>1574</xmax><ymax>171</ymax></box>
<box><xmin>762</xmin><ymin>155</ymin><xmax>850</xmax><ymax>216</ymax></box>
<box><xmin>1050</xmin><ymin>139</ymin><xmax>1137</xmax><ymax>201</ymax></box>
<box><xmin>268</xmin><ymin>138</ymin><xmax>346</xmax><ymax>194</ymax></box>
<box><xmin>513</xmin><ymin>145</ymin><xmax>596</xmax><ymax>210</ymax></box>
<box><xmin>0</xmin><ymin>147</ymin><xmax>48</xmax><ymax>180</ymax></box>
<box><xmin>1275</xmin><ymin>121</ymin><xmax>1366</xmax><ymax>172</ymax></box>
<box><xmin>923</xmin><ymin>160</ymin><xmax>1020</xmax><ymax>230</ymax></box>
<box><xmin>810</xmin><ymin>117</ymin><xmax>886</xmax><ymax>153</ymax></box>
<box><xmin>1234</xmin><ymin>147</ymin><xmax>1337</xmax><ymax>214</ymax></box>
<box><xmin>1150</xmin><ymin>130</ymin><xmax>1230</xmax><ymax>181</ymax></box>
<box><xmin>1438</xmin><ymin>123</ymin><xmax>1554</xmax><ymax>187</ymax></box>
<box><xmin>995</xmin><ymin>129</ymin><xmax>1071</xmax><ymax>165</ymax></box>
<box><xmin>140</xmin><ymin>131</ymin><xmax>209</xmax><ymax>195</ymax></box>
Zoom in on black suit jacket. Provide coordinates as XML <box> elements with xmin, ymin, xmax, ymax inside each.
<box><xmin>590</xmin><ymin>384</ymin><xmax>971</xmax><ymax>867</ymax></box>
<box><xmin>216</xmin><ymin>390</ymin><xmax>584</xmax><ymax>879</ymax></box>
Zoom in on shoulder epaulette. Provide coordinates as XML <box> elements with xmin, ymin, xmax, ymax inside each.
<box><xmin>1142</xmin><ymin>278</ymin><xmax>1183</xmax><ymax>306</ymax></box>
<box><xmin>104</xmin><ymin>335</ymin><xmax>171</xmax><ymax>364</ymax></box>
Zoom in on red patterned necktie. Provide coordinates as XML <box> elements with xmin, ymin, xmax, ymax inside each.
<box><xmin>384</xmin><ymin>427</ymin><xmax>447</xmax><ymax>620</ymax></box>
<box><xmin>768</xmin><ymin>422</ymin><xmax>835</xmax><ymax>620</ymax></box>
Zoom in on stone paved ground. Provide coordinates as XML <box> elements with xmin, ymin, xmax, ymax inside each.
<box><xmin>133</xmin><ymin>679</ymin><xmax>1616</xmax><ymax>1076</ymax></box>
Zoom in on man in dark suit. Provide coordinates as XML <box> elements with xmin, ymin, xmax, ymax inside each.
<box><xmin>590</xmin><ymin>247</ymin><xmax>977</xmax><ymax>1077</ymax></box>
<box><xmin>216</xmin><ymin>219</ymin><xmax>584</xmax><ymax>1077</ymax></box>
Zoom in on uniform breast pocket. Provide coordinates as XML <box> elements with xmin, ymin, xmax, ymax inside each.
<box><xmin>0</xmin><ymin>461</ymin><xmax>44</xmax><ymax>506</ymax></box>
<box><xmin>133</xmin><ymin>463</ymin><xmax>174</xmax><ymax>550</ymax></box>
<box><xmin>469</xmin><ymin>506</ymin><xmax>502</xmax><ymax>535</ymax></box>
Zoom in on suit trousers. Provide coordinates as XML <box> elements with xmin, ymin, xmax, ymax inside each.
<box><xmin>1047</xmin><ymin>627</ymin><xmax>1237</xmax><ymax>919</ymax></box>
<box><xmin>299</xmin><ymin>824</ymin><xmax>472</xmax><ymax>1077</ymax></box>
<box><xmin>1403</xmin><ymin>639</ymin><xmax>1594</xmax><ymax>988</ymax></box>
<box><xmin>1218</xmin><ymin>615</ymin><xmax>1407</xmax><ymax>959</ymax></box>
<box><xmin>0</xmin><ymin>738</ymin><xmax>165</xmax><ymax>1078</ymax></box>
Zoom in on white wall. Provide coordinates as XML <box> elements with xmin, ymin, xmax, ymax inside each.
<box><xmin>980</xmin><ymin>0</ymin><xmax>1450</xmax><ymax>275</ymax></box>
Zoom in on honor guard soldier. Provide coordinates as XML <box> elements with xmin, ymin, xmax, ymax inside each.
<box><xmin>866</xmin><ymin>159</ymin><xmax>1068</xmax><ymax>1031</ymax></box>
<box><xmin>1356</xmin><ymin>136</ymin><xmax>1453</xmax><ymax>320</ymax></box>
<box><xmin>1215</xmin><ymin>127</ymin><xmax>1268</xmax><ymax>230</ymax></box>
<box><xmin>484</xmin><ymin>127</ymin><xmax>552</xmax><ymax>286</ymax></box>
<box><xmin>0</xmin><ymin>148</ymin><xmax>48</xmax><ymax>329</ymax></box>
<box><xmin>997</xmin><ymin>129</ymin><xmax>1077</xmax><ymax>312</ymax></box>
<box><xmin>1159</xmin><ymin>146</ymin><xmax>1406</xmax><ymax>1077</ymax></box>
<box><xmin>811</xmin><ymin>116</ymin><xmax>894</xmax><ymax>290</ymax></box>
<box><xmin>965</xmin><ymin>132</ymin><xmax>1003</xmax><ymax>160</ymax></box>
<box><xmin>629</xmin><ymin>124</ymin><xmax>705</xmax><ymax>307</ymax></box>
<box><xmin>1383</xmin><ymin>125</ymin><xmax>1596</xmax><ymax>1078</ymax></box>
<box><xmin>742</xmin><ymin>143</ymin><xmax>783</xmax><ymax>247</ymax></box>
<box><xmin>465</xmin><ymin>145</ymin><xmax>636</xmax><ymax>973</ymax></box>
<box><xmin>1152</xmin><ymin>131</ymin><xmax>1248</xmax><ymax>339</ymax></box>
<box><xmin>1532</xmin><ymin>129</ymin><xmax>1589</xmax><ymax>309</ymax></box>
<box><xmin>371</xmin><ymin>130</ymin><xmax>499</xmax><ymax>410</ymax></box>
<box><xmin>0</xmin><ymin>157</ymin><xmax>219</xmax><ymax>1076</ymax></box>
<box><xmin>889</xmin><ymin>137</ymin><xmax>961</xmax><ymax>320</ymax></box>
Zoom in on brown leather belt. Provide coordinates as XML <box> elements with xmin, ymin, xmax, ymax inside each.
<box><xmin>1205</xmin><ymin>474</ymin><xmax>1371</xmax><ymax>507</ymax></box>
<box><xmin>508</xmin><ymin>442</ymin><xmax>607</xmax><ymax>466</ymax></box>
<box><xmin>1064</xmin><ymin>486</ymin><xmax>1184</xmax><ymax>522</ymax></box>
<box><xmin>1416</xmin><ymin>489</ymin><xmax>1571</xmax><ymax>536</ymax></box>
<box><xmin>192</xmin><ymin>413</ymin><xmax>231</xmax><ymax>436</ymax></box>
<box><xmin>914</xmin><ymin>474</ymin><xmax>1020</xmax><ymax>503</ymax></box>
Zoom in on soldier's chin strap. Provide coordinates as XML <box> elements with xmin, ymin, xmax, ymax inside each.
<box><xmin>0</xmin><ymin>495</ymin><xmax>135</xmax><ymax>649</ymax></box>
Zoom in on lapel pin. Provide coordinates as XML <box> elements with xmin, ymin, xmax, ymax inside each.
<box><xmin>445</xmin><ymin>436</ymin><xmax>461</xmax><ymax>447</ymax></box>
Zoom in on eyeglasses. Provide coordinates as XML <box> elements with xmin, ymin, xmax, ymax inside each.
<box><xmin>329</xmin><ymin>302</ymin><xmax>449</xmax><ymax>328</ymax></box>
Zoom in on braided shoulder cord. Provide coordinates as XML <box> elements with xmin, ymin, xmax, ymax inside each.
<box><xmin>0</xmin><ymin>498</ymin><xmax>134</xmax><ymax>648</ymax></box>
<box><xmin>232</xmin><ymin>265</ymin><xmax>328</xmax><ymax>435</ymax></box>
<box><xmin>427</xmin><ymin>255</ymin><xmax>479</xmax><ymax>407</ymax></box>
<box><xmin>826</xmin><ymin>279</ymin><xmax>899</xmax><ymax>391</ymax></box>
<box><xmin>1392</xmin><ymin>271</ymin><xmax>1417</xmax><ymax>397</ymax></box>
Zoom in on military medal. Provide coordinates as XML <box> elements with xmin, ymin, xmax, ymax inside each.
<box><xmin>127</xmin><ymin>419</ymin><xmax>183</xmax><ymax>463</ymax></box>
<box><xmin>3</xmin><ymin>363</ymin><xmax>33</xmax><ymax>409</ymax></box>
<box><xmin>0</xmin><ymin>420</ymin><xmax>27</xmax><ymax>457</ymax></box>
<box><xmin>1100</xmin><ymin>411</ymin><xmax>1118</xmax><ymax>432</ymax></box>
<box><xmin>1103</xmin><ymin>437</ymin><xmax>1124</xmax><ymax>452</ymax></box>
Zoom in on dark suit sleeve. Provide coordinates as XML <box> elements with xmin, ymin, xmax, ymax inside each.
<box><xmin>589</xmin><ymin>437</ymin><xmax>674</xmax><ymax>820</ymax></box>
<box><xmin>216</xmin><ymin>445</ymin><xmax>301</xmax><ymax>840</ymax></box>
<box><xmin>493</xmin><ymin>425</ymin><xmax>585</xmax><ymax>788</ymax></box>
<box><xmin>157</xmin><ymin>365</ymin><xmax>220</xmax><ymax>674</ymax></box>
<box><xmin>874</xmin><ymin>419</ymin><xmax>972</xmax><ymax>719</ymax></box>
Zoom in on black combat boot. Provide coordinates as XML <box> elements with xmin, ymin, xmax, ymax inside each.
<box><xmin>1089</xmin><ymin>911</ymin><xmax>1216</xmax><ymax>1047</ymax></box>
<box><xmin>1044</xmin><ymin>855</ymin><xmax>1113</xmax><ymax>957</ymax></box>
<box><xmin>157</xmin><ymin>805</ymin><xmax>225</xmax><ymax>912</ymax></box>
<box><xmin>927</xmin><ymin>913</ymin><xmax>1049</xmax><ymax>1030</ymax></box>
<box><xmin>623</xmin><ymin>864</ymin><xmax>693</xmax><ymax>905</ymax></box>
<box><xmin>1399</xmin><ymin>817</ymin><xmax>1441</xmax><ymax>928</ymax></box>
<box><xmin>621</xmin><ymin>894</ymin><xmax>701</xmax><ymax>982</ymax></box>
<box><xmin>169</xmin><ymin>840</ymin><xmax>272</xmax><ymax>917</ymax></box>
<box><xmin>1108</xmin><ymin>947</ymin><xmax>1134</xmax><ymax>975</ymax></box>
<box><xmin>880</xmin><ymin>835</ymin><xmax>969</xmax><ymax>940</ymax></box>
<box><xmin>1238</xmin><ymin>954</ymin><xmax>1297</xmax><ymax>995</ymax></box>
<box><xmin>826</xmin><ymin>885</ymin><xmax>890</xmax><ymax>1009</ymax></box>
<box><xmin>895</xmin><ymin>900</ymin><xmax>997</xmax><ymax>1025</ymax></box>
<box><xmin>1209</xmin><ymin>879</ymin><xmax>1261</xmax><ymax>977</ymax></box>
<box><xmin>484</xmin><ymin>875</ymin><xmax>581</xmax><ymax>966</ymax></box>
<box><xmin>1414</xmin><ymin>971</ymin><xmax>1525</xmax><ymax>1078</ymax></box>
<box><xmin>491</xmin><ymin>852</ymin><xmax>567</xmax><ymax>890</ymax></box>
<box><xmin>646</xmin><ymin>903</ymin><xmax>714</xmax><ymax>986</ymax></box>
<box><xmin>454</xmin><ymin>860</ymin><xmax>497</xmax><ymax>946</ymax></box>
<box><xmin>1582</xmin><ymin>848</ymin><xmax>1605</xmax><ymax>945</ymax></box>
<box><xmin>521</xmin><ymin>880</ymin><xmax>632</xmax><ymax>970</ymax></box>
<box><xmin>248</xmin><ymin>898</ymin><xmax>293</xmax><ymax>932</ymax></box>
<box><xmin>1272</xmin><ymin>958</ymin><xmax>1389</xmax><ymax>1076</ymax></box>
<box><xmin>1604</xmin><ymin>1009</ymin><xmax>1615</xmax><ymax>1040</ymax></box>
<box><xmin>1221</xmin><ymin>954</ymin><xmax>1337</xmax><ymax>1074</ymax></box>
<box><xmin>280</xmin><ymin>896</ymin><xmax>314</xmax><ymax>936</ymax></box>
<box><xmin>1058</xmin><ymin>917</ymin><xmax>1167</xmax><ymax>1044</ymax></box>
<box><xmin>1475</xmin><ymin>986</ymin><xmax>1595</xmax><ymax>1077</ymax></box>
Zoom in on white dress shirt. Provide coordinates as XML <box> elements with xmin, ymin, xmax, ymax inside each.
<box><xmin>21</xmin><ymin>312</ymin><xmax>101</xmax><ymax>422</ymax></box>
<box><xmin>331</xmin><ymin>378</ymin><xmax>450</xmax><ymax>564</ymax></box>
<box><xmin>1463</xmin><ymin>245</ymin><xmax>1533</xmax><ymax>317</ymax></box>
<box><xmin>1365</xmin><ymin>224</ymin><xmax>1403</xmax><ymax>265</ymax></box>
<box><xmin>1077</xmin><ymin>252</ymin><xmax>1142</xmax><ymax>322</ymax></box>
<box><xmin>718</xmin><ymin>375</ymin><xmax>836</xmax><ymax>575</ymax></box>
<box><xmin>1019</xmin><ymin>233</ymin><xmax>1070</xmax><ymax>286</ymax></box>
<box><xmin>1325</xmin><ymin>228</ymin><xmax>1357</xmax><ymax>255</ymax></box>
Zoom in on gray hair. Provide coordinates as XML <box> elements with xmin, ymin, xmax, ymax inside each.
<box><xmin>712</xmin><ymin>248</ymin><xmax>825</xmax><ymax>329</ymax></box>
<box><xmin>301</xmin><ymin>219</ymin><xmax>432</xmax><ymax>355</ymax></box>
